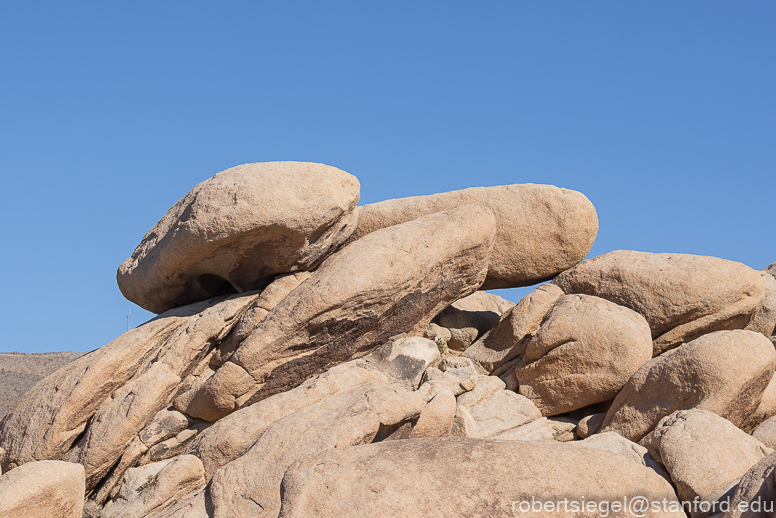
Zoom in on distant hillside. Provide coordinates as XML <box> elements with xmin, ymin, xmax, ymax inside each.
<box><xmin>0</xmin><ymin>352</ymin><xmax>86</xmax><ymax>419</ymax></box>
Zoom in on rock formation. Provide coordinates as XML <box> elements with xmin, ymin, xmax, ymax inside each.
<box><xmin>1</xmin><ymin>160</ymin><xmax>774</xmax><ymax>517</ymax></box>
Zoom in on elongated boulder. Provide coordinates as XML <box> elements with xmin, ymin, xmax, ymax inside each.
<box><xmin>553</xmin><ymin>251</ymin><xmax>767</xmax><ymax>355</ymax></box>
<box><xmin>0</xmin><ymin>291</ymin><xmax>257</xmax><ymax>483</ymax></box>
<box><xmin>118</xmin><ymin>162</ymin><xmax>361</xmax><ymax>314</ymax></box>
<box><xmin>209</xmin><ymin>383</ymin><xmax>424</xmax><ymax>518</ymax></box>
<box><xmin>462</xmin><ymin>284</ymin><xmax>564</xmax><ymax>373</ymax></box>
<box><xmin>600</xmin><ymin>330</ymin><xmax>776</xmax><ymax>442</ymax></box>
<box><xmin>515</xmin><ymin>294</ymin><xmax>653</xmax><ymax>415</ymax></box>
<box><xmin>344</xmin><ymin>184</ymin><xmax>598</xmax><ymax>290</ymax></box>
<box><xmin>179</xmin><ymin>205</ymin><xmax>497</xmax><ymax>421</ymax></box>
<box><xmin>0</xmin><ymin>460</ymin><xmax>85</xmax><ymax>518</ymax></box>
<box><xmin>187</xmin><ymin>360</ymin><xmax>390</xmax><ymax>478</ymax></box>
<box><xmin>277</xmin><ymin>438</ymin><xmax>683</xmax><ymax>518</ymax></box>
<box><xmin>642</xmin><ymin>410</ymin><xmax>771</xmax><ymax>510</ymax></box>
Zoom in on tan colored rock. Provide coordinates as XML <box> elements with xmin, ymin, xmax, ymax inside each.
<box><xmin>723</xmin><ymin>452</ymin><xmax>776</xmax><ymax>518</ymax></box>
<box><xmin>434</xmin><ymin>291</ymin><xmax>515</xmax><ymax>350</ymax></box>
<box><xmin>766</xmin><ymin>262</ymin><xmax>776</xmax><ymax>279</ymax></box>
<box><xmin>516</xmin><ymin>294</ymin><xmax>653</xmax><ymax>415</ymax></box>
<box><xmin>744</xmin><ymin>374</ymin><xmax>776</xmax><ymax>433</ymax></box>
<box><xmin>492</xmin><ymin>417</ymin><xmax>576</xmax><ymax>442</ymax></box>
<box><xmin>409</xmin><ymin>379</ymin><xmax>456</xmax><ymax>438</ymax></box>
<box><xmin>345</xmin><ymin>184</ymin><xmax>598</xmax><ymax>290</ymax></box>
<box><xmin>277</xmin><ymin>438</ymin><xmax>683</xmax><ymax>518</ymax></box>
<box><xmin>641</xmin><ymin>410</ymin><xmax>771</xmax><ymax>507</ymax></box>
<box><xmin>362</xmin><ymin>335</ymin><xmax>440</xmax><ymax>390</ymax></box>
<box><xmin>102</xmin><ymin>455</ymin><xmax>206</xmax><ymax>518</ymax></box>
<box><xmin>450</xmin><ymin>405</ymin><xmax>481</xmax><ymax>438</ymax></box>
<box><xmin>456</xmin><ymin>375</ymin><xmax>506</xmax><ymax>409</ymax></box>
<box><xmin>187</xmin><ymin>360</ymin><xmax>388</xmax><ymax>479</ymax></box>
<box><xmin>0</xmin><ymin>291</ymin><xmax>256</xmax><ymax>487</ymax></box>
<box><xmin>462</xmin><ymin>283</ymin><xmax>564</xmax><ymax>373</ymax></box>
<box><xmin>0</xmin><ymin>318</ymin><xmax>181</xmax><ymax>471</ymax></box>
<box><xmin>746</xmin><ymin>272</ymin><xmax>776</xmax><ymax>338</ymax></box>
<box><xmin>577</xmin><ymin>412</ymin><xmax>606</xmax><ymax>438</ymax></box>
<box><xmin>467</xmin><ymin>389</ymin><xmax>541</xmax><ymax>437</ymax></box>
<box><xmin>118</xmin><ymin>162</ymin><xmax>361</xmax><ymax>314</ymax></box>
<box><xmin>601</xmin><ymin>330</ymin><xmax>776</xmax><ymax>442</ymax></box>
<box><xmin>579</xmin><ymin>432</ymin><xmax>663</xmax><ymax>469</ymax></box>
<box><xmin>753</xmin><ymin>416</ymin><xmax>776</xmax><ymax>450</ymax></box>
<box><xmin>553</xmin><ymin>251</ymin><xmax>767</xmax><ymax>355</ymax></box>
<box><xmin>63</xmin><ymin>363</ymin><xmax>180</xmax><ymax>489</ymax></box>
<box><xmin>211</xmin><ymin>272</ymin><xmax>311</xmax><ymax>367</ymax></box>
<box><xmin>0</xmin><ymin>460</ymin><xmax>85</xmax><ymax>518</ymax></box>
<box><xmin>178</xmin><ymin>205</ymin><xmax>496</xmax><ymax>421</ymax></box>
<box><xmin>209</xmin><ymin>383</ymin><xmax>424</xmax><ymax>518</ymax></box>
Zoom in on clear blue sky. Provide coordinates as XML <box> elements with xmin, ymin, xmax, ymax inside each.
<box><xmin>1</xmin><ymin>2</ymin><xmax>774</xmax><ymax>353</ymax></box>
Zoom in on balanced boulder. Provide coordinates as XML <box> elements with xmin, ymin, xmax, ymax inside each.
<box><xmin>117</xmin><ymin>162</ymin><xmax>361</xmax><ymax>314</ymax></box>
<box><xmin>515</xmin><ymin>294</ymin><xmax>653</xmax><ymax>415</ymax></box>
<box><xmin>344</xmin><ymin>183</ymin><xmax>598</xmax><ymax>290</ymax></box>
<box><xmin>600</xmin><ymin>330</ymin><xmax>776</xmax><ymax>442</ymax></box>
<box><xmin>553</xmin><ymin>251</ymin><xmax>767</xmax><ymax>355</ymax></box>
<box><xmin>178</xmin><ymin>205</ymin><xmax>496</xmax><ymax>421</ymax></box>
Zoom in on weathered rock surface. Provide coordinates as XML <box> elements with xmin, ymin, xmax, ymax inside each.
<box><xmin>492</xmin><ymin>416</ymin><xmax>576</xmax><ymax>442</ymax></box>
<box><xmin>753</xmin><ymin>416</ymin><xmax>776</xmax><ymax>450</ymax></box>
<box><xmin>277</xmin><ymin>438</ymin><xmax>683</xmax><ymax>518</ymax></box>
<box><xmin>462</xmin><ymin>283</ymin><xmax>564</xmax><ymax>373</ymax></box>
<box><xmin>516</xmin><ymin>294</ymin><xmax>653</xmax><ymax>415</ymax></box>
<box><xmin>465</xmin><ymin>389</ymin><xmax>541</xmax><ymax>437</ymax></box>
<box><xmin>344</xmin><ymin>183</ymin><xmax>598</xmax><ymax>290</ymax></box>
<box><xmin>765</xmin><ymin>262</ymin><xmax>776</xmax><ymax>279</ymax></box>
<box><xmin>0</xmin><ymin>460</ymin><xmax>85</xmax><ymax>518</ymax></box>
<box><xmin>187</xmin><ymin>360</ymin><xmax>391</xmax><ymax>478</ymax></box>
<box><xmin>432</xmin><ymin>291</ymin><xmax>515</xmax><ymax>350</ymax></box>
<box><xmin>642</xmin><ymin>410</ymin><xmax>771</xmax><ymax>507</ymax></box>
<box><xmin>118</xmin><ymin>162</ymin><xmax>361</xmax><ymax>314</ymax></box>
<box><xmin>600</xmin><ymin>330</ymin><xmax>776</xmax><ymax>442</ymax></box>
<box><xmin>0</xmin><ymin>291</ymin><xmax>257</xmax><ymax>484</ymax></box>
<box><xmin>722</xmin><ymin>452</ymin><xmax>776</xmax><ymax>518</ymax></box>
<box><xmin>209</xmin><ymin>383</ymin><xmax>424</xmax><ymax>518</ymax></box>
<box><xmin>744</xmin><ymin>374</ymin><xmax>776</xmax><ymax>433</ymax></box>
<box><xmin>746</xmin><ymin>272</ymin><xmax>776</xmax><ymax>338</ymax></box>
<box><xmin>577</xmin><ymin>412</ymin><xmax>607</xmax><ymax>438</ymax></box>
<box><xmin>554</xmin><ymin>251</ymin><xmax>767</xmax><ymax>355</ymax></box>
<box><xmin>179</xmin><ymin>205</ymin><xmax>496</xmax><ymax>421</ymax></box>
<box><xmin>362</xmin><ymin>336</ymin><xmax>440</xmax><ymax>390</ymax></box>
<box><xmin>102</xmin><ymin>455</ymin><xmax>206</xmax><ymax>518</ymax></box>
<box><xmin>575</xmin><ymin>432</ymin><xmax>669</xmax><ymax>480</ymax></box>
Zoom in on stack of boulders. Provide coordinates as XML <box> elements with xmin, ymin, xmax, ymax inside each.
<box><xmin>0</xmin><ymin>161</ymin><xmax>774</xmax><ymax>518</ymax></box>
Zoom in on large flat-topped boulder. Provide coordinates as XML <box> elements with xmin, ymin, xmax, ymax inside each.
<box><xmin>344</xmin><ymin>183</ymin><xmax>598</xmax><ymax>290</ymax></box>
<box><xmin>276</xmin><ymin>438</ymin><xmax>683</xmax><ymax>518</ymax></box>
<box><xmin>553</xmin><ymin>251</ymin><xmax>767</xmax><ymax>355</ymax></box>
<box><xmin>118</xmin><ymin>162</ymin><xmax>361</xmax><ymax>314</ymax></box>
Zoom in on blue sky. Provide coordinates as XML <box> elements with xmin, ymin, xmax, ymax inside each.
<box><xmin>1</xmin><ymin>2</ymin><xmax>774</xmax><ymax>353</ymax></box>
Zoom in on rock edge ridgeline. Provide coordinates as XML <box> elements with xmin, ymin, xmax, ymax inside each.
<box><xmin>0</xmin><ymin>160</ymin><xmax>774</xmax><ymax>518</ymax></box>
